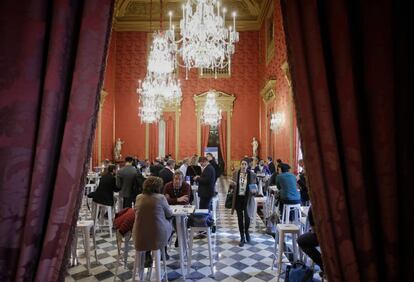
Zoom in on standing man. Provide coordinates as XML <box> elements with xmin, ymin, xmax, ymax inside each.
<box><xmin>179</xmin><ymin>157</ymin><xmax>190</xmax><ymax>179</ymax></box>
<box><xmin>159</xmin><ymin>159</ymin><xmax>175</xmax><ymax>188</ymax></box>
<box><xmin>116</xmin><ymin>156</ymin><xmax>138</xmax><ymax>208</ymax></box>
<box><xmin>193</xmin><ymin>156</ymin><xmax>216</xmax><ymax>210</ymax></box>
<box><xmin>267</xmin><ymin>156</ymin><xmax>276</xmax><ymax>175</ymax></box>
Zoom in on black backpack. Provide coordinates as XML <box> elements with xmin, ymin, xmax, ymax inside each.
<box><xmin>131</xmin><ymin>173</ymin><xmax>145</xmax><ymax>197</ymax></box>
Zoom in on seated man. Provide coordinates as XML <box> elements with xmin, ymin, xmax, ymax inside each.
<box><xmin>297</xmin><ymin>206</ymin><xmax>324</xmax><ymax>276</ymax></box>
<box><xmin>275</xmin><ymin>163</ymin><xmax>301</xmax><ymax>215</ymax></box>
<box><xmin>164</xmin><ymin>171</ymin><xmax>191</xmax><ymax>205</ymax></box>
<box><xmin>164</xmin><ymin>171</ymin><xmax>191</xmax><ymax>246</ymax></box>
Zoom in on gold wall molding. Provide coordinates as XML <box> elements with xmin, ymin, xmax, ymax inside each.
<box><xmin>193</xmin><ymin>90</ymin><xmax>236</xmax><ymax>175</ymax></box>
<box><xmin>260</xmin><ymin>79</ymin><xmax>276</xmax><ymax>103</ymax></box>
<box><xmin>260</xmin><ymin>80</ymin><xmax>276</xmax><ymax>159</ymax></box>
<box><xmin>98</xmin><ymin>90</ymin><xmax>109</xmax><ymax>164</ymax></box>
<box><xmin>281</xmin><ymin>60</ymin><xmax>295</xmax><ymax>166</ymax></box>
<box><xmin>265</xmin><ymin>0</ymin><xmax>275</xmax><ymax>65</ymax></box>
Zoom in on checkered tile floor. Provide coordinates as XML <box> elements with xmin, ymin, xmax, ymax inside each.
<box><xmin>65</xmin><ymin>177</ymin><xmax>324</xmax><ymax>281</ymax></box>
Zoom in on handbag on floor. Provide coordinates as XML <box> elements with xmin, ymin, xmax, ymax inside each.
<box><xmin>187</xmin><ymin>212</ymin><xmax>214</xmax><ymax>227</ymax></box>
<box><xmin>286</xmin><ymin>261</ymin><xmax>314</xmax><ymax>282</ymax></box>
<box><xmin>225</xmin><ymin>191</ymin><xmax>233</xmax><ymax>209</ymax></box>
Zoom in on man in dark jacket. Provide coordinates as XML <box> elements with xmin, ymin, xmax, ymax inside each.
<box><xmin>194</xmin><ymin>156</ymin><xmax>216</xmax><ymax>210</ymax></box>
<box><xmin>267</xmin><ymin>156</ymin><xmax>276</xmax><ymax>174</ymax></box>
<box><xmin>159</xmin><ymin>159</ymin><xmax>175</xmax><ymax>190</ymax></box>
<box><xmin>116</xmin><ymin>156</ymin><xmax>138</xmax><ymax>208</ymax></box>
<box><xmin>150</xmin><ymin>158</ymin><xmax>164</xmax><ymax>176</ymax></box>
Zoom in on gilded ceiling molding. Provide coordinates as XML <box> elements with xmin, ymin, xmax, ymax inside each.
<box><xmin>114</xmin><ymin>0</ymin><xmax>272</xmax><ymax>31</ymax></box>
<box><xmin>258</xmin><ymin>0</ymin><xmax>274</xmax><ymax>27</ymax></box>
<box><xmin>260</xmin><ymin>79</ymin><xmax>276</xmax><ymax>103</ymax></box>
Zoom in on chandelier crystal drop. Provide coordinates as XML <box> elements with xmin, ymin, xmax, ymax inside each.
<box><xmin>138</xmin><ymin>96</ymin><xmax>163</xmax><ymax>124</ymax></box>
<box><xmin>169</xmin><ymin>0</ymin><xmax>239</xmax><ymax>78</ymax></box>
<box><xmin>201</xmin><ymin>90</ymin><xmax>222</xmax><ymax>126</ymax></box>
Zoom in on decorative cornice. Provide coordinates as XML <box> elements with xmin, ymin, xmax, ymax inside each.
<box><xmin>260</xmin><ymin>79</ymin><xmax>276</xmax><ymax>103</ymax></box>
<box><xmin>114</xmin><ymin>0</ymin><xmax>272</xmax><ymax>31</ymax></box>
<box><xmin>113</xmin><ymin>19</ymin><xmax>261</xmax><ymax>32</ymax></box>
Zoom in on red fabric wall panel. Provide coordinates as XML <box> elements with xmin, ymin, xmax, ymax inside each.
<box><xmin>101</xmin><ymin>34</ymin><xmax>116</xmax><ymax>161</ymax></box>
<box><xmin>257</xmin><ymin>0</ymin><xmax>297</xmax><ymax>166</ymax></box>
<box><xmin>114</xmin><ymin>32</ymin><xmax>148</xmax><ymax>159</ymax></box>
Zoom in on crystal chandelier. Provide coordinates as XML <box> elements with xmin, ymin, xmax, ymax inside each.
<box><xmin>168</xmin><ymin>0</ymin><xmax>239</xmax><ymax>78</ymax></box>
<box><xmin>270</xmin><ymin>112</ymin><xmax>284</xmax><ymax>132</ymax></box>
<box><xmin>147</xmin><ymin>31</ymin><xmax>176</xmax><ymax>75</ymax></box>
<box><xmin>137</xmin><ymin>0</ymin><xmax>182</xmax><ymax>123</ymax></box>
<box><xmin>201</xmin><ymin>90</ymin><xmax>222</xmax><ymax>126</ymax></box>
<box><xmin>138</xmin><ymin>96</ymin><xmax>163</xmax><ymax>124</ymax></box>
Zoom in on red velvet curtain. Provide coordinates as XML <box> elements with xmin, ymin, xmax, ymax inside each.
<box><xmin>0</xmin><ymin>0</ymin><xmax>114</xmax><ymax>280</ymax></box>
<box><xmin>282</xmin><ymin>0</ymin><xmax>411</xmax><ymax>281</ymax></box>
<box><xmin>149</xmin><ymin>123</ymin><xmax>159</xmax><ymax>161</ymax></box>
<box><xmin>201</xmin><ymin>125</ymin><xmax>210</xmax><ymax>155</ymax></box>
<box><xmin>218</xmin><ymin>113</ymin><xmax>227</xmax><ymax>172</ymax></box>
<box><xmin>165</xmin><ymin>113</ymin><xmax>175</xmax><ymax>158</ymax></box>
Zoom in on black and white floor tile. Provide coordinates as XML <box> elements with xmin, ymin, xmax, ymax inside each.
<box><xmin>65</xmin><ymin>178</ymin><xmax>324</xmax><ymax>281</ymax></box>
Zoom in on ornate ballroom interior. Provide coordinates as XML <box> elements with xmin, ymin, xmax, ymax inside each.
<box><xmin>0</xmin><ymin>0</ymin><xmax>411</xmax><ymax>281</ymax></box>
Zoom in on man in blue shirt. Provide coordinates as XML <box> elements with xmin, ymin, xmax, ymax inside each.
<box><xmin>275</xmin><ymin>163</ymin><xmax>301</xmax><ymax>214</ymax></box>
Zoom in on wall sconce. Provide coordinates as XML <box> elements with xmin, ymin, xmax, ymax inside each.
<box><xmin>270</xmin><ymin>112</ymin><xmax>284</xmax><ymax>132</ymax></box>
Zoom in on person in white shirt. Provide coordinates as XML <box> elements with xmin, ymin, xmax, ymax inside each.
<box><xmin>179</xmin><ymin>157</ymin><xmax>189</xmax><ymax>178</ymax></box>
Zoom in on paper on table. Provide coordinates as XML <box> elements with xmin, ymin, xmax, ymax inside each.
<box><xmin>194</xmin><ymin>209</ymin><xmax>209</xmax><ymax>214</ymax></box>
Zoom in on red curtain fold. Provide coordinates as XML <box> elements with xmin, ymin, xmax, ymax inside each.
<box><xmin>282</xmin><ymin>0</ymin><xmax>411</xmax><ymax>281</ymax></box>
<box><xmin>201</xmin><ymin>125</ymin><xmax>210</xmax><ymax>155</ymax></box>
<box><xmin>0</xmin><ymin>0</ymin><xmax>114</xmax><ymax>280</ymax></box>
<box><xmin>149</xmin><ymin>123</ymin><xmax>159</xmax><ymax>161</ymax></box>
<box><xmin>218</xmin><ymin>113</ymin><xmax>227</xmax><ymax>172</ymax></box>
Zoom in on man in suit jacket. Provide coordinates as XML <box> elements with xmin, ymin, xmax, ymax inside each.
<box><xmin>194</xmin><ymin>156</ymin><xmax>216</xmax><ymax>210</ymax></box>
<box><xmin>116</xmin><ymin>156</ymin><xmax>138</xmax><ymax>208</ymax></box>
<box><xmin>158</xmin><ymin>159</ymin><xmax>175</xmax><ymax>190</ymax></box>
<box><xmin>150</xmin><ymin>158</ymin><xmax>164</xmax><ymax>176</ymax></box>
<box><xmin>267</xmin><ymin>156</ymin><xmax>276</xmax><ymax>175</ymax></box>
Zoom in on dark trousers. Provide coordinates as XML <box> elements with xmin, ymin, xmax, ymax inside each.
<box><xmin>200</xmin><ymin>197</ymin><xmax>212</xmax><ymax>211</ymax></box>
<box><xmin>297</xmin><ymin>232</ymin><xmax>324</xmax><ymax>271</ymax></box>
<box><xmin>236</xmin><ymin>207</ymin><xmax>250</xmax><ymax>238</ymax></box>
<box><xmin>123</xmin><ymin>196</ymin><xmax>135</xmax><ymax>209</ymax></box>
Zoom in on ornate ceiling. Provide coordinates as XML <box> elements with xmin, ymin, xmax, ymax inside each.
<box><xmin>114</xmin><ymin>0</ymin><xmax>272</xmax><ymax>31</ymax></box>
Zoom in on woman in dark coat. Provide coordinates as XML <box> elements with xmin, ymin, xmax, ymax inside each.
<box><xmin>90</xmin><ymin>164</ymin><xmax>119</xmax><ymax>206</ymax></box>
<box><xmin>230</xmin><ymin>158</ymin><xmax>257</xmax><ymax>247</ymax></box>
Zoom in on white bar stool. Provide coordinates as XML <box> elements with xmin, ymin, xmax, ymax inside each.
<box><xmin>281</xmin><ymin>203</ymin><xmax>302</xmax><ymax>226</ymax></box>
<box><xmin>71</xmin><ymin>220</ymin><xmax>97</xmax><ymax>274</ymax></box>
<box><xmin>114</xmin><ymin>230</ymin><xmax>132</xmax><ymax>281</ymax></box>
<box><xmin>93</xmin><ymin>203</ymin><xmax>113</xmax><ymax>238</ymax></box>
<box><xmin>187</xmin><ymin>226</ymin><xmax>214</xmax><ymax>275</ymax></box>
<box><xmin>252</xmin><ymin>196</ymin><xmax>267</xmax><ymax>232</ymax></box>
<box><xmin>272</xmin><ymin>223</ymin><xmax>301</xmax><ymax>281</ymax></box>
<box><xmin>132</xmin><ymin>249</ymin><xmax>167</xmax><ymax>282</ymax></box>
